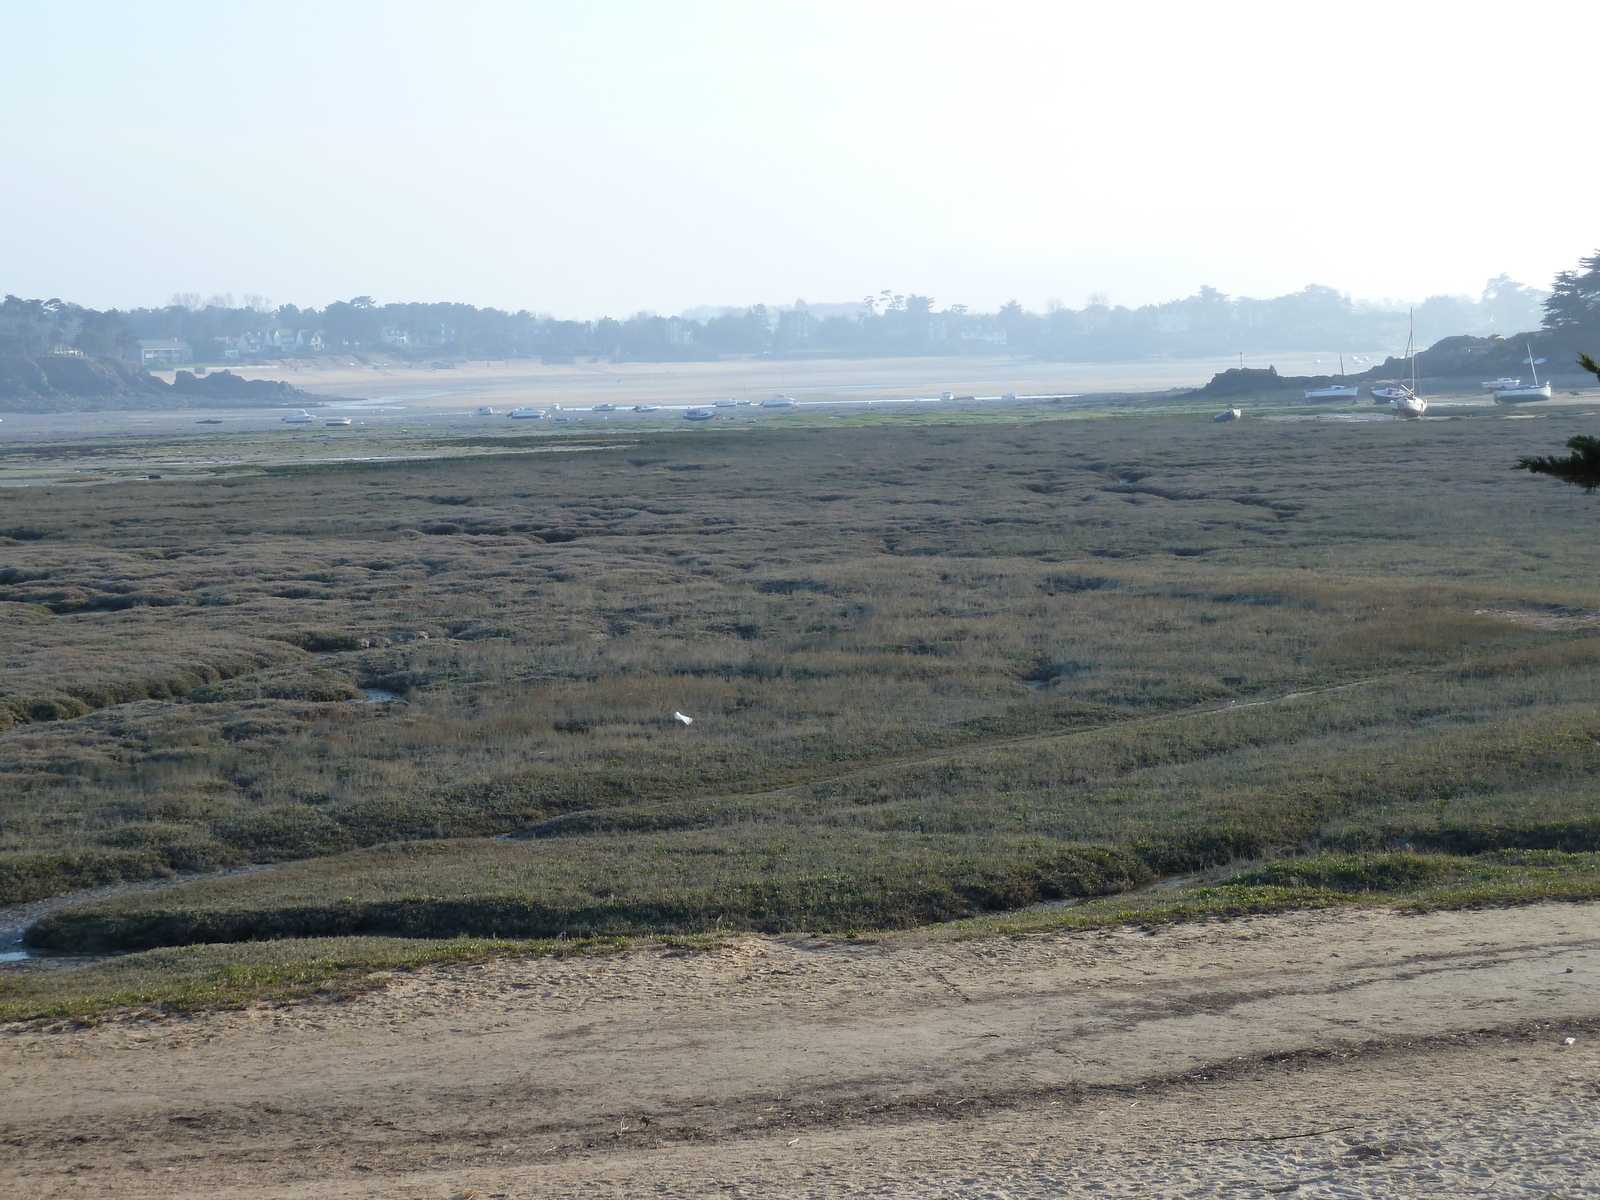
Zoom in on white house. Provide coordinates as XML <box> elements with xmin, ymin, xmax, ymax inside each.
<box><xmin>136</xmin><ymin>338</ymin><xmax>193</xmax><ymax>365</ymax></box>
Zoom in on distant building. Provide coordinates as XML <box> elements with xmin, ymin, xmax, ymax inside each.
<box><xmin>960</xmin><ymin>329</ymin><xmax>1007</xmax><ymax>347</ymax></box>
<box><xmin>219</xmin><ymin>329</ymin><xmax>323</xmax><ymax>358</ymax></box>
<box><xmin>381</xmin><ymin>327</ymin><xmax>412</xmax><ymax>345</ymax></box>
<box><xmin>666</xmin><ymin>317</ymin><xmax>695</xmax><ymax>346</ymax></box>
<box><xmin>135</xmin><ymin>338</ymin><xmax>193</xmax><ymax>365</ymax></box>
<box><xmin>222</xmin><ymin>333</ymin><xmax>264</xmax><ymax>359</ymax></box>
<box><xmin>776</xmin><ymin>309</ymin><xmax>811</xmax><ymax>343</ymax></box>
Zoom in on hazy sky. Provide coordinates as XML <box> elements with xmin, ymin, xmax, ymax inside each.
<box><xmin>4</xmin><ymin>1</ymin><xmax>1596</xmax><ymax>316</ymax></box>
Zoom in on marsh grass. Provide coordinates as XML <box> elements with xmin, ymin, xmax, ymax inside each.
<box><xmin>4</xmin><ymin>412</ymin><xmax>1600</xmax><ymax>940</ymax></box>
<box><xmin>9</xmin><ymin>849</ymin><xmax>1599</xmax><ymax>1024</ymax></box>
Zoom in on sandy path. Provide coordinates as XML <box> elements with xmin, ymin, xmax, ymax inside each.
<box><xmin>2</xmin><ymin>903</ymin><xmax>1596</xmax><ymax>1197</ymax></box>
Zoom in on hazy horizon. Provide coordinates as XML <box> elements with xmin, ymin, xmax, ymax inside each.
<box><xmin>5</xmin><ymin>1</ymin><xmax>1598</xmax><ymax>318</ymax></box>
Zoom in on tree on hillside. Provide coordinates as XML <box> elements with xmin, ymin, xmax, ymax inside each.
<box><xmin>1543</xmin><ymin>250</ymin><xmax>1600</xmax><ymax>331</ymax></box>
<box><xmin>73</xmin><ymin>309</ymin><xmax>135</xmax><ymax>357</ymax></box>
<box><xmin>1515</xmin><ymin>354</ymin><xmax>1600</xmax><ymax>491</ymax></box>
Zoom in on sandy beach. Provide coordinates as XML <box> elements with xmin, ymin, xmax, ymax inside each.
<box><xmin>3</xmin><ymin>902</ymin><xmax>1595</xmax><ymax>1198</ymax></box>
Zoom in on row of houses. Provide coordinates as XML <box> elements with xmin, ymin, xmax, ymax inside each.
<box><xmin>127</xmin><ymin>329</ymin><xmax>327</xmax><ymax>366</ymax></box>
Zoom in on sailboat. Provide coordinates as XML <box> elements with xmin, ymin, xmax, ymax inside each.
<box><xmin>1494</xmin><ymin>345</ymin><xmax>1553</xmax><ymax>402</ymax></box>
<box><xmin>1305</xmin><ymin>352</ymin><xmax>1360</xmax><ymax>400</ymax></box>
<box><xmin>1390</xmin><ymin>311</ymin><xmax>1427</xmax><ymax>418</ymax></box>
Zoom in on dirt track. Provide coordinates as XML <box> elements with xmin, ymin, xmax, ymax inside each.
<box><xmin>3</xmin><ymin>903</ymin><xmax>1597</xmax><ymax>1198</ymax></box>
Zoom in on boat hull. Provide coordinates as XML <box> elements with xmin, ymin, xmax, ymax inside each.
<box><xmin>1304</xmin><ymin>387</ymin><xmax>1360</xmax><ymax>400</ymax></box>
<box><xmin>1494</xmin><ymin>385</ymin><xmax>1552</xmax><ymax>403</ymax></box>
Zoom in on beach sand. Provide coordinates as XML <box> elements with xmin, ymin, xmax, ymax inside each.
<box><xmin>2</xmin><ymin>902</ymin><xmax>1596</xmax><ymax>1197</ymax></box>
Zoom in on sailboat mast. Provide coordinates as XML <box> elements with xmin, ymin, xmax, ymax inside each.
<box><xmin>1409</xmin><ymin>309</ymin><xmax>1416</xmax><ymax>396</ymax></box>
<box><xmin>1527</xmin><ymin>342</ymin><xmax>1540</xmax><ymax>387</ymax></box>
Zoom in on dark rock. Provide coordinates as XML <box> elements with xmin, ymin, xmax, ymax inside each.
<box><xmin>0</xmin><ymin>356</ymin><xmax>352</xmax><ymax>413</ymax></box>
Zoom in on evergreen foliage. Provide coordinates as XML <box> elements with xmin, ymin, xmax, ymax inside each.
<box><xmin>1544</xmin><ymin>251</ymin><xmax>1600</xmax><ymax>333</ymax></box>
<box><xmin>1517</xmin><ymin>431</ymin><xmax>1600</xmax><ymax>493</ymax></box>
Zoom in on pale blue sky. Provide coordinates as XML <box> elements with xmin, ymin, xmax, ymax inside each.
<box><xmin>4</xmin><ymin>0</ymin><xmax>1596</xmax><ymax>315</ymax></box>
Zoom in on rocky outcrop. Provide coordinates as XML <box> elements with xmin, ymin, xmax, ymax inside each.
<box><xmin>1194</xmin><ymin>331</ymin><xmax>1600</xmax><ymax>400</ymax></box>
<box><xmin>0</xmin><ymin>357</ymin><xmax>338</xmax><ymax>412</ymax></box>
<box><xmin>1193</xmin><ymin>366</ymin><xmax>1349</xmax><ymax>399</ymax></box>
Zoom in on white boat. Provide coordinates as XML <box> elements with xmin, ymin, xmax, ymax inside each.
<box><xmin>632</xmin><ymin>404</ymin><xmax>658</xmax><ymax>413</ymax></box>
<box><xmin>1495</xmin><ymin>381</ymin><xmax>1552</xmax><ymax>402</ymax></box>
<box><xmin>1001</xmin><ymin>392</ymin><xmax>1017</xmax><ymax>401</ymax></box>
<box><xmin>1480</xmin><ymin>377</ymin><xmax>1521</xmax><ymax>391</ymax></box>
<box><xmin>281</xmin><ymin>410</ymin><xmax>315</xmax><ymax>424</ymax></box>
<box><xmin>1371</xmin><ymin>387</ymin><xmax>1408</xmax><ymax>403</ymax></box>
<box><xmin>1305</xmin><ymin>352</ymin><xmax>1359</xmax><ymax>400</ymax></box>
<box><xmin>594</xmin><ymin>403</ymin><xmax>616</xmax><ymax>412</ymax></box>
<box><xmin>1389</xmin><ymin>311</ymin><xmax>1427</xmax><ymax>418</ymax></box>
<box><xmin>684</xmin><ymin>407</ymin><xmax>715</xmax><ymax>421</ymax></box>
<box><xmin>1495</xmin><ymin>347</ymin><xmax>1552</xmax><ymax>402</ymax></box>
<box><xmin>1214</xmin><ymin>408</ymin><xmax>1241</xmax><ymax>422</ymax></box>
<box><xmin>474</xmin><ymin>406</ymin><xmax>496</xmax><ymax>415</ymax></box>
<box><xmin>939</xmin><ymin>391</ymin><xmax>954</xmax><ymax>401</ymax></box>
<box><xmin>715</xmin><ymin>399</ymin><xmax>737</xmax><ymax>408</ymax></box>
<box><xmin>761</xmin><ymin>395</ymin><xmax>796</xmax><ymax>408</ymax></box>
<box><xmin>509</xmin><ymin>407</ymin><xmax>545</xmax><ymax>419</ymax></box>
<box><xmin>324</xmin><ymin>417</ymin><xmax>352</xmax><ymax>426</ymax></box>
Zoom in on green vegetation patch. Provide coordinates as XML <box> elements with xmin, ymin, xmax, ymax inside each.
<box><xmin>25</xmin><ymin>835</ymin><xmax>1154</xmax><ymax>952</ymax></box>
<box><xmin>942</xmin><ymin>849</ymin><xmax>1600</xmax><ymax>940</ymax></box>
<box><xmin>10</xmin><ymin>850</ymin><xmax>1600</xmax><ymax>1025</ymax></box>
<box><xmin>0</xmin><ymin>935</ymin><xmax>625</xmax><ymax>1025</ymax></box>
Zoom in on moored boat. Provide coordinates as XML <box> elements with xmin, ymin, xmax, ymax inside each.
<box><xmin>1389</xmin><ymin>312</ymin><xmax>1427</xmax><ymax>418</ymax></box>
<box><xmin>1495</xmin><ymin>382</ymin><xmax>1553</xmax><ymax>402</ymax></box>
<box><xmin>1306</xmin><ymin>352</ymin><xmax>1358</xmax><ymax>400</ymax></box>
<box><xmin>1495</xmin><ymin>344</ymin><xmax>1552</xmax><ymax>402</ymax></box>
<box><xmin>1213</xmin><ymin>407</ymin><xmax>1241</xmax><ymax>422</ymax></box>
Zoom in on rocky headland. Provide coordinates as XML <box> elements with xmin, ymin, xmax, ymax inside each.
<box><xmin>0</xmin><ymin>356</ymin><xmax>340</xmax><ymax>413</ymax></box>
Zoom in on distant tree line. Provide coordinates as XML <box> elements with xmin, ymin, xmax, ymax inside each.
<box><xmin>0</xmin><ymin>263</ymin><xmax>1570</xmax><ymax>367</ymax></box>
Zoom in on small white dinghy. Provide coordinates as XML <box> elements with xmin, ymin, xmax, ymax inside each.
<box><xmin>1213</xmin><ymin>408</ymin><xmax>1241</xmax><ymax>422</ymax></box>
